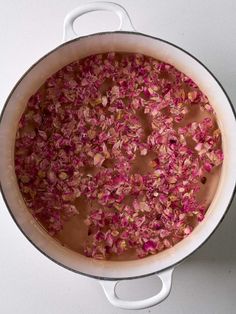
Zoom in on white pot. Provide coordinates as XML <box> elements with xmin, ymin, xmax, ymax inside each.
<box><xmin>0</xmin><ymin>2</ymin><xmax>235</xmax><ymax>310</ymax></box>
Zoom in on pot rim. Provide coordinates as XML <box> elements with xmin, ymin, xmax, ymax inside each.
<box><xmin>1</xmin><ymin>31</ymin><xmax>235</xmax><ymax>281</ymax></box>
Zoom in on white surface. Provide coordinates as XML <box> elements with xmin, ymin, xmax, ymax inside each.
<box><xmin>0</xmin><ymin>0</ymin><xmax>235</xmax><ymax>313</ymax></box>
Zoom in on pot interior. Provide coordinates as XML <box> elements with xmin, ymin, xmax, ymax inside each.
<box><xmin>0</xmin><ymin>32</ymin><xmax>235</xmax><ymax>279</ymax></box>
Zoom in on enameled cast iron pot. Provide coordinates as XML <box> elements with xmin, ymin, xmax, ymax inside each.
<box><xmin>0</xmin><ymin>2</ymin><xmax>236</xmax><ymax>310</ymax></box>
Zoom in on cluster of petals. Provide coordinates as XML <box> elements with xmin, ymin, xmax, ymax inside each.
<box><xmin>15</xmin><ymin>53</ymin><xmax>223</xmax><ymax>259</ymax></box>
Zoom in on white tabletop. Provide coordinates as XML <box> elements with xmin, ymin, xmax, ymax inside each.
<box><xmin>0</xmin><ymin>1</ymin><xmax>236</xmax><ymax>313</ymax></box>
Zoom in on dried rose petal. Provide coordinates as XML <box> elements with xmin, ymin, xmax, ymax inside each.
<box><xmin>94</xmin><ymin>153</ymin><xmax>105</xmax><ymax>167</ymax></box>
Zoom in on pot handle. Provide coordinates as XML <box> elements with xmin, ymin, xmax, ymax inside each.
<box><xmin>100</xmin><ymin>267</ymin><xmax>174</xmax><ymax>310</ymax></box>
<box><xmin>63</xmin><ymin>1</ymin><xmax>135</xmax><ymax>42</ymax></box>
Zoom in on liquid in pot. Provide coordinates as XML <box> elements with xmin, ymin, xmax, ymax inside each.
<box><xmin>15</xmin><ymin>53</ymin><xmax>223</xmax><ymax>260</ymax></box>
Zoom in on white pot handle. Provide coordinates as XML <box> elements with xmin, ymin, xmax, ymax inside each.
<box><xmin>100</xmin><ymin>268</ymin><xmax>174</xmax><ymax>310</ymax></box>
<box><xmin>63</xmin><ymin>1</ymin><xmax>135</xmax><ymax>42</ymax></box>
